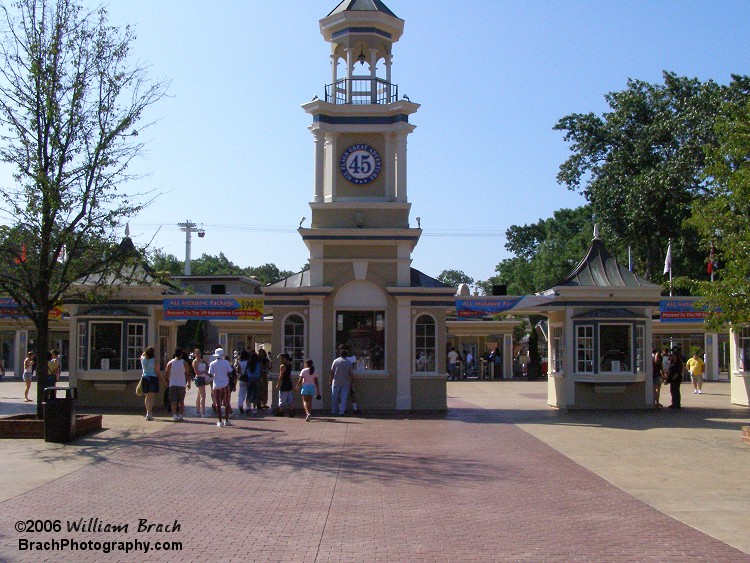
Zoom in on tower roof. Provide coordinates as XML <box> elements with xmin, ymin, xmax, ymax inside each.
<box><xmin>327</xmin><ymin>0</ymin><xmax>398</xmax><ymax>18</ymax></box>
<box><xmin>553</xmin><ymin>237</ymin><xmax>659</xmax><ymax>288</ymax></box>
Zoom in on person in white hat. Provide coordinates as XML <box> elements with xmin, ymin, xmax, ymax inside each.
<box><xmin>208</xmin><ymin>348</ymin><xmax>234</xmax><ymax>427</ymax></box>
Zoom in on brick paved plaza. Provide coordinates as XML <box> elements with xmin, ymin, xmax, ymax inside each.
<box><xmin>0</xmin><ymin>379</ymin><xmax>749</xmax><ymax>562</ymax></box>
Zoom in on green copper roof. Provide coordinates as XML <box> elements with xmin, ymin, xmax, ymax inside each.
<box><xmin>327</xmin><ymin>0</ymin><xmax>398</xmax><ymax>18</ymax></box>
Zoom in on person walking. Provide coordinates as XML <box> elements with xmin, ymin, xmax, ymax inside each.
<box><xmin>330</xmin><ymin>348</ymin><xmax>353</xmax><ymax>416</ymax></box>
<box><xmin>652</xmin><ymin>349</ymin><xmax>664</xmax><ymax>408</ymax></box>
<box><xmin>140</xmin><ymin>347</ymin><xmax>161</xmax><ymax>421</ymax></box>
<box><xmin>258</xmin><ymin>347</ymin><xmax>270</xmax><ymax>409</ymax></box>
<box><xmin>47</xmin><ymin>349</ymin><xmax>61</xmax><ymax>388</ymax></box>
<box><xmin>686</xmin><ymin>352</ymin><xmax>705</xmax><ymax>394</ymax></box>
<box><xmin>245</xmin><ymin>349</ymin><xmax>262</xmax><ymax>415</ymax></box>
<box><xmin>296</xmin><ymin>359</ymin><xmax>320</xmax><ymax>422</ymax></box>
<box><xmin>165</xmin><ymin>348</ymin><xmax>191</xmax><ymax>421</ymax></box>
<box><xmin>666</xmin><ymin>350</ymin><xmax>684</xmax><ymax>409</ymax></box>
<box><xmin>23</xmin><ymin>351</ymin><xmax>35</xmax><ymax>402</ymax></box>
<box><xmin>236</xmin><ymin>350</ymin><xmax>249</xmax><ymax>414</ymax></box>
<box><xmin>275</xmin><ymin>353</ymin><xmax>294</xmax><ymax>417</ymax></box>
<box><xmin>192</xmin><ymin>348</ymin><xmax>210</xmax><ymax>417</ymax></box>
<box><xmin>209</xmin><ymin>348</ymin><xmax>234</xmax><ymax>427</ymax></box>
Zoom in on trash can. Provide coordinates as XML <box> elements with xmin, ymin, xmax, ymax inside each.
<box><xmin>44</xmin><ymin>387</ymin><xmax>77</xmax><ymax>443</ymax></box>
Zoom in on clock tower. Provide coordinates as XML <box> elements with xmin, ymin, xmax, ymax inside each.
<box><xmin>266</xmin><ymin>0</ymin><xmax>453</xmax><ymax>412</ymax></box>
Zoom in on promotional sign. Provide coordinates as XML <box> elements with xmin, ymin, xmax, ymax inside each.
<box><xmin>659</xmin><ymin>299</ymin><xmax>707</xmax><ymax>323</ymax></box>
<box><xmin>163</xmin><ymin>297</ymin><xmax>264</xmax><ymax>321</ymax></box>
<box><xmin>456</xmin><ymin>298</ymin><xmax>522</xmax><ymax>318</ymax></box>
<box><xmin>0</xmin><ymin>298</ymin><xmax>63</xmax><ymax>320</ymax></box>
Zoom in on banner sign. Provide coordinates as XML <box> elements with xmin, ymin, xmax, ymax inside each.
<box><xmin>0</xmin><ymin>298</ymin><xmax>63</xmax><ymax>320</ymax></box>
<box><xmin>163</xmin><ymin>297</ymin><xmax>264</xmax><ymax>321</ymax></box>
<box><xmin>456</xmin><ymin>298</ymin><xmax>522</xmax><ymax>318</ymax></box>
<box><xmin>659</xmin><ymin>299</ymin><xmax>707</xmax><ymax>323</ymax></box>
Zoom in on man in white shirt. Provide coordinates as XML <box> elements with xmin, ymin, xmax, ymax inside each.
<box><xmin>209</xmin><ymin>348</ymin><xmax>234</xmax><ymax>427</ymax></box>
<box><xmin>447</xmin><ymin>348</ymin><xmax>459</xmax><ymax>380</ymax></box>
<box><xmin>330</xmin><ymin>349</ymin><xmax>354</xmax><ymax>416</ymax></box>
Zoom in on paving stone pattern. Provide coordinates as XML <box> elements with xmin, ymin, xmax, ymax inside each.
<box><xmin>0</xmin><ymin>402</ymin><xmax>747</xmax><ymax>562</ymax></box>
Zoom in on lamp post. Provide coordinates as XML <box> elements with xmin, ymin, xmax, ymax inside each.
<box><xmin>178</xmin><ymin>220</ymin><xmax>205</xmax><ymax>275</ymax></box>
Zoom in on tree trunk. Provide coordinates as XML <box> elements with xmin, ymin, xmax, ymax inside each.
<box><xmin>34</xmin><ymin>313</ymin><xmax>50</xmax><ymax>419</ymax></box>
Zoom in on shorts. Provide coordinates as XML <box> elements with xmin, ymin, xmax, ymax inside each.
<box><xmin>168</xmin><ymin>385</ymin><xmax>186</xmax><ymax>403</ymax></box>
<box><xmin>653</xmin><ymin>376</ymin><xmax>663</xmax><ymax>386</ymax></box>
<box><xmin>194</xmin><ymin>376</ymin><xmax>206</xmax><ymax>387</ymax></box>
<box><xmin>279</xmin><ymin>390</ymin><xmax>293</xmax><ymax>408</ymax></box>
<box><xmin>141</xmin><ymin>376</ymin><xmax>159</xmax><ymax>394</ymax></box>
<box><xmin>213</xmin><ymin>386</ymin><xmax>230</xmax><ymax>405</ymax></box>
<box><xmin>691</xmin><ymin>373</ymin><xmax>703</xmax><ymax>384</ymax></box>
<box><xmin>300</xmin><ymin>383</ymin><xmax>316</xmax><ymax>396</ymax></box>
<box><xmin>23</xmin><ymin>371</ymin><xmax>33</xmax><ymax>382</ymax></box>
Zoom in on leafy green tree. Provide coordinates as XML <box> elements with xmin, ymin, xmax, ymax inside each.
<box><xmin>689</xmin><ymin>94</ymin><xmax>750</xmax><ymax>328</ymax></box>
<box><xmin>554</xmin><ymin>72</ymin><xmax>749</xmax><ymax>280</ymax></box>
<box><xmin>244</xmin><ymin>263</ymin><xmax>294</xmax><ymax>286</ymax></box>
<box><xmin>437</xmin><ymin>269</ymin><xmax>474</xmax><ymax>289</ymax></box>
<box><xmin>482</xmin><ymin>206</ymin><xmax>598</xmax><ymax>295</ymax></box>
<box><xmin>149</xmin><ymin>250</ymin><xmax>183</xmax><ymax>276</ymax></box>
<box><xmin>0</xmin><ymin>0</ymin><xmax>167</xmax><ymax>415</ymax></box>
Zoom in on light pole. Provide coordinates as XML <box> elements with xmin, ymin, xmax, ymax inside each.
<box><xmin>178</xmin><ymin>220</ymin><xmax>205</xmax><ymax>275</ymax></box>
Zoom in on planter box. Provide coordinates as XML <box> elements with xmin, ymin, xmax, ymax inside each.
<box><xmin>0</xmin><ymin>414</ymin><xmax>103</xmax><ymax>440</ymax></box>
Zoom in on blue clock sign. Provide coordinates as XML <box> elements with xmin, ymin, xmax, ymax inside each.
<box><xmin>340</xmin><ymin>144</ymin><xmax>381</xmax><ymax>185</ymax></box>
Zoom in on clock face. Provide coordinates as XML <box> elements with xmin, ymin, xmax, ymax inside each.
<box><xmin>340</xmin><ymin>144</ymin><xmax>381</xmax><ymax>185</ymax></box>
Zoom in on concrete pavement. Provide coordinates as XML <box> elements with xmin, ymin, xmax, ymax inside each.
<box><xmin>0</xmin><ymin>376</ymin><xmax>748</xmax><ymax>561</ymax></box>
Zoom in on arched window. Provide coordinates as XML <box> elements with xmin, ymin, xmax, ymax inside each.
<box><xmin>284</xmin><ymin>314</ymin><xmax>305</xmax><ymax>372</ymax></box>
<box><xmin>415</xmin><ymin>314</ymin><xmax>436</xmax><ymax>373</ymax></box>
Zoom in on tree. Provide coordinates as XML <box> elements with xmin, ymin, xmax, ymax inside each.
<box><xmin>689</xmin><ymin>93</ymin><xmax>750</xmax><ymax>328</ymax></box>
<box><xmin>244</xmin><ymin>263</ymin><xmax>294</xmax><ymax>286</ymax></box>
<box><xmin>483</xmin><ymin>206</ymin><xmax>598</xmax><ymax>295</ymax></box>
<box><xmin>437</xmin><ymin>269</ymin><xmax>474</xmax><ymax>289</ymax></box>
<box><xmin>554</xmin><ymin>72</ymin><xmax>749</xmax><ymax>280</ymax></box>
<box><xmin>0</xmin><ymin>0</ymin><xmax>168</xmax><ymax>416</ymax></box>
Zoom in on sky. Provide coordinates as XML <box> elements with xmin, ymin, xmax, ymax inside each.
<box><xmin>14</xmin><ymin>1</ymin><xmax>750</xmax><ymax>285</ymax></box>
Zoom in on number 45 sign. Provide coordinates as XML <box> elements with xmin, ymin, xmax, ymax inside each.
<box><xmin>340</xmin><ymin>144</ymin><xmax>382</xmax><ymax>185</ymax></box>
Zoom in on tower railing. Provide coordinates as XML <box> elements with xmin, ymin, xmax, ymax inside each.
<box><xmin>325</xmin><ymin>77</ymin><xmax>399</xmax><ymax>105</ymax></box>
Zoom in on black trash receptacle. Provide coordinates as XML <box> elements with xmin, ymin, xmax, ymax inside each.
<box><xmin>44</xmin><ymin>387</ymin><xmax>78</xmax><ymax>443</ymax></box>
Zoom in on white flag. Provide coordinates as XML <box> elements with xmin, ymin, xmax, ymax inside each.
<box><xmin>663</xmin><ymin>241</ymin><xmax>672</xmax><ymax>275</ymax></box>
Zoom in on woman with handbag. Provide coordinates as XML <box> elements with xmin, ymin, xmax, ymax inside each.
<box><xmin>193</xmin><ymin>348</ymin><xmax>211</xmax><ymax>417</ymax></box>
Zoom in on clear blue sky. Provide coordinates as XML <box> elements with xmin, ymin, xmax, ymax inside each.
<box><xmin>96</xmin><ymin>1</ymin><xmax>750</xmax><ymax>284</ymax></box>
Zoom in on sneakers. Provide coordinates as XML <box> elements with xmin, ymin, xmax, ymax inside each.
<box><xmin>698</xmin><ymin>390</ymin><xmax>702</xmax><ymax>394</ymax></box>
<box><xmin>694</xmin><ymin>390</ymin><xmax>699</xmax><ymax>394</ymax></box>
<box><xmin>145</xmin><ymin>413</ymin><xmax>154</xmax><ymax>421</ymax></box>
<box><xmin>224</xmin><ymin>420</ymin><xmax>232</xmax><ymax>426</ymax></box>
<box><xmin>306</xmin><ymin>413</ymin><xmax>311</xmax><ymax>422</ymax></box>
<box><xmin>173</xmin><ymin>414</ymin><xmax>180</xmax><ymax>422</ymax></box>
<box><xmin>217</xmin><ymin>421</ymin><xmax>223</xmax><ymax>427</ymax></box>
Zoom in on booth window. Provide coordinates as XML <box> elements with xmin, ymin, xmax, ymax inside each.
<box><xmin>739</xmin><ymin>326</ymin><xmax>750</xmax><ymax>372</ymax></box>
<box><xmin>284</xmin><ymin>314</ymin><xmax>305</xmax><ymax>372</ymax></box>
<box><xmin>576</xmin><ymin>325</ymin><xmax>594</xmax><ymax>373</ymax></box>
<box><xmin>89</xmin><ymin>322</ymin><xmax>121</xmax><ymax>370</ymax></box>
<box><xmin>599</xmin><ymin>324</ymin><xmax>632</xmax><ymax>373</ymax></box>
<box><xmin>127</xmin><ymin>323</ymin><xmax>145</xmax><ymax>370</ymax></box>
<box><xmin>414</xmin><ymin>314</ymin><xmax>436</xmax><ymax>373</ymax></box>
<box><xmin>336</xmin><ymin>311</ymin><xmax>385</xmax><ymax>370</ymax></box>
<box><xmin>551</xmin><ymin>325</ymin><xmax>564</xmax><ymax>373</ymax></box>
<box><xmin>635</xmin><ymin>325</ymin><xmax>645</xmax><ymax>373</ymax></box>
<box><xmin>77</xmin><ymin>323</ymin><xmax>87</xmax><ymax>370</ymax></box>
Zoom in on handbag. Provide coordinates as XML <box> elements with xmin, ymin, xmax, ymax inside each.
<box><xmin>135</xmin><ymin>378</ymin><xmax>144</xmax><ymax>396</ymax></box>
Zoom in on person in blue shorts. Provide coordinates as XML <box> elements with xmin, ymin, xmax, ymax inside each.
<box><xmin>296</xmin><ymin>359</ymin><xmax>320</xmax><ymax>422</ymax></box>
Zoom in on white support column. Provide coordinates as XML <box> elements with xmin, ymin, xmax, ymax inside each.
<box><xmin>565</xmin><ymin>308</ymin><xmax>576</xmax><ymax>407</ymax></box>
<box><xmin>395</xmin><ymin>132</ymin><xmax>408</xmax><ymax>202</ymax></box>
<box><xmin>330</xmin><ymin>50</ymin><xmax>337</xmax><ymax>94</ymax></box>
<box><xmin>385</xmin><ymin>52</ymin><xmax>392</xmax><ymax>101</ymax></box>
<box><xmin>705</xmin><ymin>332</ymin><xmax>720</xmax><ymax>381</ymax></box>
<box><xmin>369</xmin><ymin>49</ymin><xmax>377</xmax><ymax>104</ymax></box>
<box><xmin>384</xmin><ymin>132</ymin><xmax>395</xmax><ymax>201</ymax></box>
<box><xmin>396</xmin><ymin>299</ymin><xmax>412</xmax><ymax>410</ymax></box>
<box><xmin>644</xmin><ymin>308</ymin><xmax>654</xmax><ymax>407</ymax></box>
<box><xmin>313</xmin><ymin>129</ymin><xmax>325</xmax><ymax>203</ymax></box>
<box><xmin>503</xmin><ymin>333</ymin><xmax>513</xmax><ymax>380</ymax></box>
<box><xmin>324</xmin><ymin>133</ymin><xmax>335</xmax><ymax>201</ymax></box>
<box><xmin>309</xmin><ymin>297</ymin><xmax>325</xmax><ymax>409</ymax></box>
<box><xmin>346</xmin><ymin>48</ymin><xmax>354</xmax><ymax>103</ymax></box>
